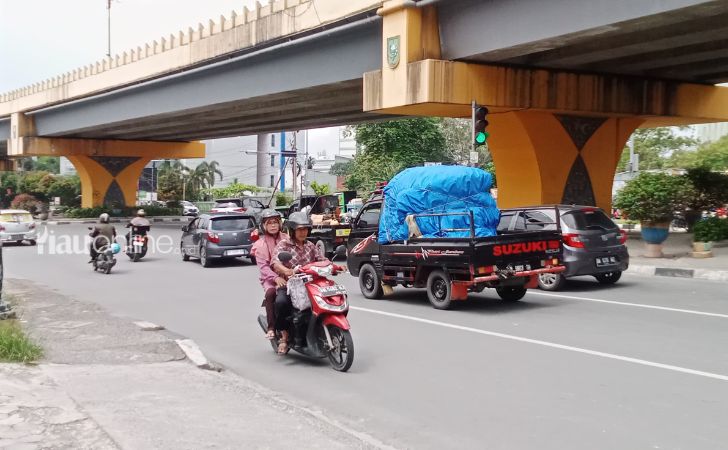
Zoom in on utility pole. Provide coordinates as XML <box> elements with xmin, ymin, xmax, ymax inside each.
<box><xmin>106</xmin><ymin>0</ymin><xmax>112</xmax><ymax>58</ymax></box>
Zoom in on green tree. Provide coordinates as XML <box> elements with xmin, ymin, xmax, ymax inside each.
<box><xmin>310</xmin><ymin>181</ymin><xmax>331</xmax><ymax>196</ymax></box>
<box><xmin>329</xmin><ymin>161</ymin><xmax>353</xmax><ymax>177</ymax></box>
<box><xmin>207</xmin><ymin>183</ymin><xmax>261</xmax><ymax>199</ymax></box>
<box><xmin>669</xmin><ymin>134</ymin><xmax>728</xmax><ymax>170</ymax></box>
<box><xmin>437</xmin><ymin>118</ymin><xmax>492</xmax><ymax>167</ymax></box>
<box><xmin>345</xmin><ymin>118</ymin><xmax>449</xmax><ymax>192</ymax></box>
<box><xmin>35</xmin><ymin>157</ymin><xmax>60</xmax><ymax>174</ymax></box>
<box><xmin>157</xmin><ymin>160</ymin><xmax>187</xmax><ymax>201</ymax></box>
<box><xmin>47</xmin><ymin>175</ymin><xmax>81</xmax><ymax>207</ymax></box>
<box><xmin>616</xmin><ymin>127</ymin><xmax>697</xmax><ymax>172</ymax></box>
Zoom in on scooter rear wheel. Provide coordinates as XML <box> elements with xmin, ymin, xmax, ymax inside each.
<box><xmin>326</xmin><ymin>326</ymin><xmax>354</xmax><ymax>372</ymax></box>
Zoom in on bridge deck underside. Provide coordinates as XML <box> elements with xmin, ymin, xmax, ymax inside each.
<box><xmin>442</xmin><ymin>0</ymin><xmax>728</xmax><ymax>84</ymax></box>
<box><xmin>45</xmin><ymin>80</ymin><xmax>391</xmax><ymax>141</ymax></box>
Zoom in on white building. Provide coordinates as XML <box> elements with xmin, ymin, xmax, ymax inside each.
<box><xmin>693</xmin><ymin>122</ymin><xmax>728</xmax><ymax>143</ymax></box>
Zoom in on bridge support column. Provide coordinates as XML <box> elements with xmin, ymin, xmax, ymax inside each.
<box><xmin>66</xmin><ymin>155</ymin><xmax>153</xmax><ymax>208</ymax></box>
<box><xmin>488</xmin><ymin>112</ymin><xmax>643</xmax><ymax>210</ymax></box>
<box><xmin>9</xmin><ymin>136</ymin><xmax>205</xmax><ymax>207</ymax></box>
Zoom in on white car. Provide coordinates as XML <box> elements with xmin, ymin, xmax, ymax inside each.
<box><xmin>209</xmin><ymin>198</ymin><xmax>265</xmax><ymax>217</ymax></box>
<box><xmin>0</xmin><ymin>209</ymin><xmax>38</xmax><ymax>245</ymax></box>
<box><xmin>180</xmin><ymin>201</ymin><xmax>199</xmax><ymax>216</ymax></box>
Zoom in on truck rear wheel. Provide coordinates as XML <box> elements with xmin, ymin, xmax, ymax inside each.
<box><xmin>359</xmin><ymin>264</ymin><xmax>384</xmax><ymax>299</ymax></box>
<box><xmin>427</xmin><ymin>270</ymin><xmax>453</xmax><ymax>310</ymax></box>
<box><xmin>496</xmin><ymin>286</ymin><xmax>527</xmax><ymax>302</ymax></box>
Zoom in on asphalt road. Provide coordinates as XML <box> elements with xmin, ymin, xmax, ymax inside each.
<box><xmin>4</xmin><ymin>223</ymin><xmax>728</xmax><ymax>449</ymax></box>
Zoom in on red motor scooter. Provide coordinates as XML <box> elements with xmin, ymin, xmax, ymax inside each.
<box><xmin>257</xmin><ymin>249</ymin><xmax>354</xmax><ymax>372</ymax></box>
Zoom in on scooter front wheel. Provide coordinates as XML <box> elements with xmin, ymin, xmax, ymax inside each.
<box><xmin>326</xmin><ymin>326</ymin><xmax>354</xmax><ymax>372</ymax></box>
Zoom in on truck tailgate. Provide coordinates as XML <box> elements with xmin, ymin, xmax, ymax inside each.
<box><xmin>473</xmin><ymin>231</ymin><xmax>563</xmax><ymax>268</ymax></box>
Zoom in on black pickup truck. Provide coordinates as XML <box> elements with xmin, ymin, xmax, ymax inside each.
<box><xmin>346</xmin><ymin>199</ymin><xmax>566</xmax><ymax>309</ymax></box>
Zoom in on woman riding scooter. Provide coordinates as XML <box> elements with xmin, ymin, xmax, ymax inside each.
<box><xmin>272</xmin><ymin>211</ymin><xmax>328</xmax><ymax>354</ymax></box>
<box><xmin>251</xmin><ymin>209</ymin><xmax>288</xmax><ymax>341</ymax></box>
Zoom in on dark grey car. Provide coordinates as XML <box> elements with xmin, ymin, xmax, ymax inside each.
<box><xmin>498</xmin><ymin>205</ymin><xmax>629</xmax><ymax>291</ymax></box>
<box><xmin>180</xmin><ymin>213</ymin><xmax>257</xmax><ymax>268</ymax></box>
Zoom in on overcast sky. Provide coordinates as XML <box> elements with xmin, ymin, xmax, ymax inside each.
<box><xmin>0</xmin><ymin>0</ymin><xmax>261</xmax><ymax>93</ymax></box>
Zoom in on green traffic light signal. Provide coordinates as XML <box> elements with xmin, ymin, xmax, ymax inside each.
<box><xmin>475</xmin><ymin>131</ymin><xmax>489</xmax><ymax>144</ymax></box>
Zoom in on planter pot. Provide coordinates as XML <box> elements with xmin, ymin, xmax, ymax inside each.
<box><xmin>640</xmin><ymin>221</ymin><xmax>670</xmax><ymax>258</ymax></box>
<box><xmin>692</xmin><ymin>241</ymin><xmax>712</xmax><ymax>252</ymax></box>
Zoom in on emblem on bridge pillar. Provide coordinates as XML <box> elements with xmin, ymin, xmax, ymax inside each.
<box><xmin>556</xmin><ymin>115</ymin><xmax>607</xmax><ymax>206</ymax></box>
<box><xmin>387</xmin><ymin>36</ymin><xmax>401</xmax><ymax>69</ymax></box>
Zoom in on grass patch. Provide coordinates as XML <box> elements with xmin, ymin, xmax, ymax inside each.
<box><xmin>0</xmin><ymin>320</ymin><xmax>43</xmax><ymax>363</ymax></box>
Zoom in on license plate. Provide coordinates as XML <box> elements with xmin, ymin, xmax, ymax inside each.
<box><xmin>499</xmin><ymin>264</ymin><xmax>531</xmax><ymax>272</ymax></box>
<box><xmin>225</xmin><ymin>249</ymin><xmax>247</xmax><ymax>256</ymax></box>
<box><xmin>596</xmin><ymin>256</ymin><xmax>618</xmax><ymax>267</ymax></box>
<box><xmin>133</xmin><ymin>241</ymin><xmax>144</xmax><ymax>247</ymax></box>
<box><xmin>11</xmin><ymin>234</ymin><xmax>23</xmax><ymax>240</ymax></box>
<box><xmin>319</xmin><ymin>285</ymin><xmax>347</xmax><ymax>297</ymax></box>
<box><xmin>336</xmin><ymin>229</ymin><xmax>351</xmax><ymax>237</ymax></box>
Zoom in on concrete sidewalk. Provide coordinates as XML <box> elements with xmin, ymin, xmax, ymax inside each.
<box><xmin>624</xmin><ymin>230</ymin><xmax>728</xmax><ymax>282</ymax></box>
<box><xmin>1</xmin><ymin>279</ymin><xmax>384</xmax><ymax>449</ymax></box>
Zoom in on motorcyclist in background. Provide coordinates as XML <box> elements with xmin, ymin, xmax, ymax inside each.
<box><xmin>89</xmin><ymin>213</ymin><xmax>116</xmax><ymax>262</ymax></box>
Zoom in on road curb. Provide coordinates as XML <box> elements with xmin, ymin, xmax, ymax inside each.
<box><xmin>629</xmin><ymin>264</ymin><xmax>728</xmax><ymax>282</ymax></box>
<box><xmin>175</xmin><ymin>338</ymin><xmax>220</xmax><ymax>371</ymax></box>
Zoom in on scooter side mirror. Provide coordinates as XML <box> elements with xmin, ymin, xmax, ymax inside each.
<box><xmin>278</xmin><ymin>251</ymin><xmax>293</xmax><ymax>263</ymax></box>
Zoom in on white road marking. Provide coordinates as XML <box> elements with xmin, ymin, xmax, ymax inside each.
<box><xmin>351</xmin><ymin>306</ymin><xmax>728</xmax><ymax>382</ymax></box>
<box><xmin>527</xmin><ymin>291</ymin><xmax>728</xmax><ymax>319</ymax></box>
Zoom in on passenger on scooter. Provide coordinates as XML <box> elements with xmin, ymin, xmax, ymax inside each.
<box><xmin>128</xmin><ymin>209</ymin><xmax>151</xmax><ymax>227</ymax></box>
<box><xmin>272</xmin><ymin>211</ymin><xmax>328</xmax><ymax>353</ymax></box>
<box><xmin>126</xmin><ymin>209</ymin><xmax>151</xmax><ymax>244</ymax></box>
<box><xmin>251</xmin><ymin>209</ymin><xmax>288</xmax><ymax>340</ymax></box>
<box><xmin>89</xmin><ymin>213</ymin><xmax>116</xmax><ymax>262</ymax></box>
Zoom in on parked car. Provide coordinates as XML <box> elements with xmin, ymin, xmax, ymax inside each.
<box><xmin>209</xmin><ymin>197</ymin><xmax>265</xmax><ymax>217</ymax></box>
<box><xmin>180</xmin><ymin>200</ymin><xmax>199</xmax><ymax>216</ymax></box>
<box><xmin>180</xmin><ymin>213</ymin><xmax>257</xmax><ymax>267</ymax></box>
<box><xmin>498</xmin><ymin>205</ymin><xmax>628</xmax><ymax>291</ymax></box>
<box><xmin>0</xmin><ymin>210</ymin><xmax>38</xmax><ymax>245</ymax></box>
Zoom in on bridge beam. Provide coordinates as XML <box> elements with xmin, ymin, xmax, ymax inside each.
<box><xmin>9</xmin><ymin>136</ymin><xmax>205</xmax><ymax>208</ymax></box>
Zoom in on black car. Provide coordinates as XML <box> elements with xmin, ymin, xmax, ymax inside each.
<box><xmin>498</xmin><ymin>205</ymin><xmax>629</xmax><ymax>290</ymax></box>
<box><xmin>180</xmin><ymin>213</ymin><xmax>257</xmax><ymax>268</ymax></box>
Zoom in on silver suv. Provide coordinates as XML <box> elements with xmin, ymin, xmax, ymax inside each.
<box><xmin>498</xmin><ymin>205</ymin><xmax>629</xmax><ymax>291</ymax></box>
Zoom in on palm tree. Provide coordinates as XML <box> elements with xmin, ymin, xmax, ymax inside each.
<box><xmin>184</xmin><ymin>161</ymin><xmax>223</xmax><ymax>201</ymax></box>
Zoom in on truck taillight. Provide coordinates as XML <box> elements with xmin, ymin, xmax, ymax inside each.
<box><xmin>541</xmin><ymin>258</ymin><xmax>559</xmax><ymax>267</ymax></box>
<box><xmin>619</xmin><ymin>229</ymin><xmax>628</xmax><ymax>244</ymax></box>
<box><xmin>563</xmin><ymin>233</ymin><xmax>585</xmax><ymax>248</ymax></box>
<box><xmin>206</xmin><ymin>232</ymin><xmax>220</xmax><ymax>243</ymax></box>
<box><xmin>477</xmin><ymin>265</ymin><xmax>495</xmax><ymax>274</ymax></box>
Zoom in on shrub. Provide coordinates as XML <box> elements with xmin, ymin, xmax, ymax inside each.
<box><xmin>614</xmin><ymin>172</ymin><xmax>692</xmax><ymax>223</ymax></box>
<box><xmin>64</xmin><ymin>206</ymin><xmax>182</xmax><ymax>218</ymax></box>
<box><xmin>693</xmin><ymin>217</ymin><xmax>725</xmax><ymax>243</ymax></box>
<box><xmin>10</xmin><ymin>193</ymin><xmax>43</xmax><ymax>214</ymax></box>
<box><xmin>275</xmin><ymin>192</ymin><xmax>293</xmax><ymax>207</ymax></box>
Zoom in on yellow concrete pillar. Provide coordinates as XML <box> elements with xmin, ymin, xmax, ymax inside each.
<box><xmin>11</xmin><ymin>136</ymin><xmax>205</xmax><ymax>208</ymax></box>
<box><xmin>66</xmin><ymin>155</ymin><xmax>152</xmax><ymax>208</ymax></box>
<box><xmin>488</xmin><ymin>112</ymin><xmax>643</xmax><ymax>211</ymax></box>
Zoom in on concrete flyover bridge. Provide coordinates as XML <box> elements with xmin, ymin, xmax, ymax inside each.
<box><xmin>2</xmin><ymin>0</ymin><xmax>728</xmax><ymax>209</ymax></box>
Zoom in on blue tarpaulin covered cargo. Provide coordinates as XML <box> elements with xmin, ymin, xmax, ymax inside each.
<box><xmin>378</xmin><ymin>166</ymin><xmax>500</xmax><ymax>244</ymax></box>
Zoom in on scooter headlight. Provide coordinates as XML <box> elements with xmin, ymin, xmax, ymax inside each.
<box><xmin>312</xmin><ymin>295</ymin><xmax>348</xmax><ymax>312</ymax></box>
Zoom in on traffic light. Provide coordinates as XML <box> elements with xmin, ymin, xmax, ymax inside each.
<box><xmin>473</xmin><ymin>105</ymin><xmax>489</xmax><ymax>146</ymax></box>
